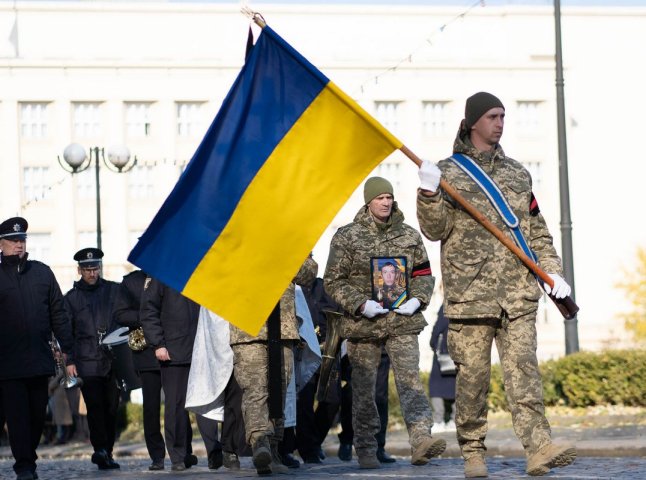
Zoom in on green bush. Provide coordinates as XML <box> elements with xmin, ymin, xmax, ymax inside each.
<box><xmin>488</xmin><ymin>349</ymin><xmax>646</xmax><ymax>411</ymax></box>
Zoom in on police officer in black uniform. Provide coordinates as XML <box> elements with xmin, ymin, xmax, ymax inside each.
<box><xmin>0</xmin><ymin>217</ymin><xmax>75</xmax><ymax>480</ymax></box>
<box><xmin>113</xmin><ymin>269</ymin><xmax>166</xmax><ymax>470</ymax></box>
<box><xmin>64</xmin><ymin>248</ymin><xmax>120</xmax><ymax>470</ymax></box>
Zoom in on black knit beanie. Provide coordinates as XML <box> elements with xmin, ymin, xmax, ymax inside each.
<box><xmin>464</xmin><ymin>92</ymin><xmax>504</xmax><ymax>129</ymax></box>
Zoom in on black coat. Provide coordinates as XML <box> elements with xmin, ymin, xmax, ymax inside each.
<box><xmin>113</xmin><ymin>270</ymin><xmax>159</xmax><ymax>372</ymax></box>
<box><xmin>0</xmin><ymin>253</ymin><xmax>73</xmax><ymax>380</ymax></box>
<box><xmin>428</xmin><ymin>307</ymin><xmax>456</xmax><ymax>399</ymax></box>
<box><xmin>64</xmin><ymin>277</ymin><xmax>120</xmax><ymax>378</ymax></box>
<box><xmin>139</xmin><ymin>278</ymin><xmax>199</xmax><ymax>365</ymax></box>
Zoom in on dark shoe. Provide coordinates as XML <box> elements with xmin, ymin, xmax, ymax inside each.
<box><xmin>317</xmin><ymin>446</ymin><xmax>326</xmax><ymax>460</ymax></box>
<box><xmin>376</xmin><ymin>447</ymin><xmax>396</xmax><ymax>463</ymax></box>
<box><xmin>184</xmin><ymin>453</ymin><xmax>198</xmax><ymax>469</ymax></box>
<box><xmin>223</xmin><ymin>451</ymin><xmax>240</xmax><ymax>470</ymax></box>
<box><xmin>171</xmin><ymin>463</ymin><xmax>186</xmax><ymax>471</ymax></box>
<box><xmin>15</xmin><ymin>472</ymin><xmax>34</xmax><ymax>480</ymax></box>
<box><xmin>91</xmin><ymin>449</ymin><xmax>110</xmax><ymax>470</ymax></box>
<box><xmin>252</xmin><ymin>436</ymin><xmax>272</xmax><ymax>475</ymax></box>
<box><xmin>282</xmin><ymin>453</ymin><xmax>300</xmax><ymax>468</ymax></box>
<box><xmin>208</xmin><ymin>449</ymin><xmax>223</xmax><ymax>470</ymax></box>
<box><xmin>303</xmin><ymin>452</ymin><xmax>322</xmax><ymax>464</ymax></box>
<box><xmin>149</xmin><ymin>460</ymin><xmax>164</xmax><ymax>471</ymax></box>
<box><xmin>338</xmin><ymin>442</ymin><xmax>352</xmax><ymax>461</ymax></box>
<box><xmin>104</xmin><ymin>453</ymin><xmax>120</xmax><ymax>470</ymax></box>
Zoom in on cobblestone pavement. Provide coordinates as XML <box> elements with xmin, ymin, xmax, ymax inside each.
<box><xmin>1</xmin><ymin>455</ymin><xmax>645</xmax><ymax>479</ymax></box>
<box><xmin>2</xmin><ymin>420</ymin><xmax>644</xmax><ymax>479</ymax></box>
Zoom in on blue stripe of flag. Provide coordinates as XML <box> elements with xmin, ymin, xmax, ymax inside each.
<box><xmin>128</xmin><ymin>27</ymin><xmax>329</xmax><ymax>290</ymax></box>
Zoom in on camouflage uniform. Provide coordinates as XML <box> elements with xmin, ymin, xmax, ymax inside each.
<box><xmin>230</xmin><ymin>256</ymin><xmax>317</xmax><ymax>446</ymax></box>
<box><xmin>324</xmin><ymin>204</ymin><xmax>435</xmax><ymax>458</ymax></box>
<box><xmin>416</xmin><ymin>124</ymin><xmax>564</xmax><ymax>460</ymax></box>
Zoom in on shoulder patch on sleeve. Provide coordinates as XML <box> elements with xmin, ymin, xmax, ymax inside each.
<box><xmin>412</xmin><ymin>261</ymin><xmax>432</xmax><ymax>277</ymax></box>
<box><xmin>530</xmin><ymin>192</ymin><xmax>540</xmax><ymax>217</ymax></box>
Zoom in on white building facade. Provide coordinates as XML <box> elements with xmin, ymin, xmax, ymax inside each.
<box><xmin>1</xmin><ymin>1</ymin><xmax>644</xmax><ymax>367</ymax></box>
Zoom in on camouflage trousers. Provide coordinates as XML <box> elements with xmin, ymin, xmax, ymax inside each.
<box><xmin>231</xmin><ymin>341</ymin><xmax>294</xmax><ymax>445</ymax></box>
<box><xmin>346</xmin><ymin>335</ymin><xmax>433</xmax><ymax>457</ymax></box>
<box><xmin>447</xmin><ymin>311</ymin><xmax>551</xmax><ymax>459</ymax></box>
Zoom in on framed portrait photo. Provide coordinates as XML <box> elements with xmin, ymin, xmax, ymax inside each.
<box><xmin>370</xmin><ymin>256</ymin><xmax>409</xmax><ymax>310</ymax></box>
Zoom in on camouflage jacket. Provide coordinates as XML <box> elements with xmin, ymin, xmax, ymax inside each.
<box><xmin>416</xmin><ymin>126</ymin><xmax>563</xmax><ymax>320</ymax></box>
<box><xmin>324</xmin><ymin>204</ymin><xmax>434</xmax><ymax>340</ymax></box>
<box><xmin>229</xmin><ymin>256</ymin><xmax>317</xmax><ymax>345</ymax></box>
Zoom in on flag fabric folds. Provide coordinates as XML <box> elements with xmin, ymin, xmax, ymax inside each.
<box><xmin>128</xmin><ymin>25</ymin><xmax>403</xmax><ymax>335</ymax></box>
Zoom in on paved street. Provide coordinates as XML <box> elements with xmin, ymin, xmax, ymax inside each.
<box><xmin>2</xmin><ymin>423</ymin><xmax>645</xmax><ymax>479</ymax></box>
<box><xmin>1</xmin><ymin>455</ymin><xmax>645</xmax><ymax>479</ymax></box>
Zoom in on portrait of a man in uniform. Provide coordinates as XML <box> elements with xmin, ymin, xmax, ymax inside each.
<box><xmin>371</xmin><ymin>257</ymin><xmax>408</xmax><ymax>310</ymax></box>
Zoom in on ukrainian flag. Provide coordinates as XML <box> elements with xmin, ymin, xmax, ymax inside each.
<box><xmin>129</xmin><ymin>24</ymin><xmax>402</xmax><ymax>335</ymax></box>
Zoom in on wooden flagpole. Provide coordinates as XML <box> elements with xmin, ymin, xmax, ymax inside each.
<box><xmin>400</xmin><ymin>145</ymin><xmax>579</xmax><ymax>319</ymax></box>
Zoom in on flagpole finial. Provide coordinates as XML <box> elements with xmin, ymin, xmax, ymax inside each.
<box><xmin>240</xmin><ymin>6</ymin><xmax>266</xmax><ymax>29</ymax></box>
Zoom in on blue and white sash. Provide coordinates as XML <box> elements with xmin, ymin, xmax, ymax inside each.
<box><xmin>449</xmin><ymin>153</ymin><xmax>537</xmax><ymax>263</ymax></box>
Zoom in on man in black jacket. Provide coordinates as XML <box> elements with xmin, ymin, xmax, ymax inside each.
<box><xmin>113</xmin><ymin>269</ymin><xmax>166</xmax><ymax>470</ymax></box>
<box><xmin>140</xmin><ymin>277</ymin><xmax>221</xmax><ymax>472</ymax></box>
<box><xmin>0</xmin><ymin>217</ymin><xmax>75</xmax><ymax>480</ymax></box>
<box><xmin>65</xmin><ymin>248</ymin><xmax>120</xmax><ymax>470</ymax></box>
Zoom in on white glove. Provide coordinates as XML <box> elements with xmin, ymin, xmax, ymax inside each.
<box><xmin>362</xmin><ymin>300</ymin><xmax>388</xmax><ymax>319</ymax></box>
<box><xmin>544</xmin><ymin>273</ymin><xmax>571</xmax><ymax>299</ymax></box>
<box><xmin>418</xmin><ymin>160</ymin><xmax>442</xmax><ymax>192</ymax></box>
<box><xmin>394</xmin><ymin>297</ymin><xmax>421</xmax><ymax>316</ymax></box>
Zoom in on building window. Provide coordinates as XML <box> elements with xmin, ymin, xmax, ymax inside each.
<box><xmin>177</xmin><ymin>102</ymin><xmax>205</xmax><ymax>138</ymax></box>
<box><xmin>422</xmin><ymin>101</ymin><xmax>450</xmax><ymax>136</ymax></box>
<box><xmin>126</xmin><ymin>102</ymin><xmax>153</xmax><ymax>138</ymax></box>
<box><xmin>26</xmin><ymin>233</ymin><xmax>52</xmax><ymax>263</ymax></box>
<box><xmin>75</xmin><ymin>168</ymin><xmax>95</xmax><ymax>200</ymax></box>
<box><xmin>23</xmin><ymin>166</ymin><xmax>51</xmax><ymax>202</ymax></box>
<box><xmin>78</xmin><ymin>231</ymin><xmax>97</xmax><ymax>249</ymax></box>
<box><xmin>516</xmin><ymin>101</ymin><xmax>542</xmax><ymax>135</ymax></box>
<box><xmin>522</xmin><ymin>160</ymin><xmax>542</xmax><ymax>189</ymax></box>
<box><xmin>128</xmin><ymin>165</ymin><xmax>155</xmax><ymax>199</ymax></box>
<box><xmin>374</xmin><ymin>101</ymin><xmax>400</xmax><ymax>133</ymax></box>
<box><xmin>72</xmin><ymin>102</ymin><xmax>102</xmax><ymax>138</ymax></box>
<box><xmin>374</xmin><ymin>161</ymin><xmax>402</xmax><ymax>190</ymax></box>
<box><xmin>20</xmin><ymin>102</ymin><xmax>48</xmax><ymax>138</ymax></box>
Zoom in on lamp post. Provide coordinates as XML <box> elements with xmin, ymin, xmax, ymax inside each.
<box><xmin>554</xmin><ymin>0</ymin><xmax>579</xmax><ymax>354</ymax></box>
<box><xmin>58</xmin><ymin>143</ymin><xmax>137</xmax><ymax>251</ymax></box>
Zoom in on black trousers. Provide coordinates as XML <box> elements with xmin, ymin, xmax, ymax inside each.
<box><xmin>81</xmin><ymin>375</ymin><xmax>120</xmax><ymax>455</ymax></box>
<box><xmin>196</xmin><ymin>414</ymin><xmax>220</xmax><ymax>457</ymax></box>
<box><xmin>221</xmin><ymin>374</ymin><xmax>250</xmax><ymax>456</ymax></box>
<box><xmin>0</xmin><ymin>376</ymin><xmax>48</xmax><ymax>476</ymax></box>
<box><xmin>295</xmin><ymin>375</ymin><xmax>319</xmax><ymax>458</ymax></box>
<box><xmin>160</xmin><ymin>364</ymin><xmax>191</xmax><ymax>465</ymax></box>
<box><xmin>140</xmin><ymin>370</ymin><xmax>165</xmax><ymax>463</ymax></box>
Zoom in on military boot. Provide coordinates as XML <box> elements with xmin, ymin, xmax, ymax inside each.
<box><xmin>526</xmin><ymin>443</ymin><xmax>576</xmax><ymax>476</ymax></box>
<box><xmin>411</xmin><ymin>436</ymin><xmax>446</xmax><ymax>465</ymax></box>
<box><xmin>223</xmin><ymin>451</ymin><xmax>240</xmax><ymax>470</ymax></box>
<box><xmin>252</xmin><ymin>435</ymin><xmax>272</xmax><ymax>475</ymax></box>
<box><xmin>464</xmin><ymin>455</ymin><xmax>488</xmax><ymax>478</ymax></box>
<box><xmin>357</xmin><ymin>454</ymin><xmax>381</xmax><ymax>469</ymax></box>
<box><xmin>269</xmin><ymin>441</ymin><xmax>290</xmax><ymax>474</ymax></box>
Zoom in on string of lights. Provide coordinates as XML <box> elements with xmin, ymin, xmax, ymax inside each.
<box><xmin>356</xmin><ymin>0</ymin><xmax>486</xmax><ymax>95</ymax></box>
<box><xmin>21</xmin><ymin>175</ymin><xmax>69</xmax><ymax>210</ymax></box>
